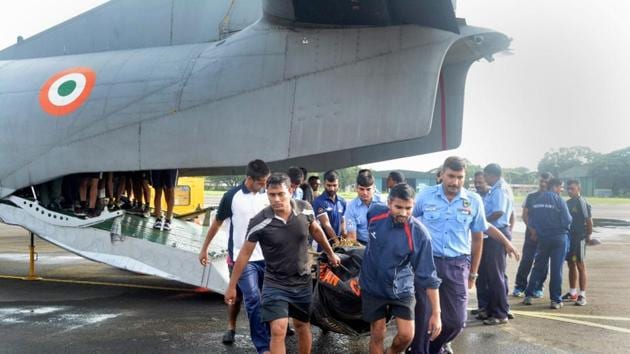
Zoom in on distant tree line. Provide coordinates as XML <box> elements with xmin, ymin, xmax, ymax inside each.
<box><xmin>538</xmin><ymin>146</ymin><xmax>630</xmax><ymax>196</ymax></box>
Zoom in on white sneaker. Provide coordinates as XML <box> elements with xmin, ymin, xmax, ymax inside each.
<box><xmin>163</xmin><ymin>220</ymin><xmax>171</xmax><ymax>231</ymax></box>
<box><xmin>153</xmin><ymin>218</ymin><xmax>163</xmax><ymax>230</ymax></box>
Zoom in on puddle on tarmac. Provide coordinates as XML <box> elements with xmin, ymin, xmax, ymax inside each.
<box><xmin>593</xmin><ymin>218</ymin><xmax>630</xmax><ymax>229</ymax></box>
<box><xmin>0</xmin><ymin>305</ymin><xmax>118</xmax><ymax>330</ymax></box>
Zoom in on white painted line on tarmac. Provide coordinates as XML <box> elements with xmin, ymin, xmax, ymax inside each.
<box><xmin>511</xmin><ymin>310</ymin><xmax>630</xmax><ymax>334</ymax></box>
<box><xmin>515</xmin><ymin>312</ymin><xmax>630</xmax><ymax>321</ymax></box>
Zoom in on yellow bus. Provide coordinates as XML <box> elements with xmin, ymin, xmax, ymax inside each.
<box><xmin>150</xmin><ymin>176</ymin><xmax>205</xmax><ymax>217</ymax></box>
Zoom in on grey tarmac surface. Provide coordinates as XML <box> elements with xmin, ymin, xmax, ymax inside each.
<box><xmin>1</xmin><ymin>204</ymin><xmax>629</xmax><ymax>353</ymax></box>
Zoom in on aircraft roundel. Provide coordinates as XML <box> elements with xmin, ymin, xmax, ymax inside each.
<box><xmin>39</xmin><ymin>67</ymin><xmax>96</xmax><ymax>116</ymax></box>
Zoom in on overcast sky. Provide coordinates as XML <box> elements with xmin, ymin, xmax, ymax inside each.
<box><xmin>0</xmin><ymin>1</ymin><xmax>628</xmax><ymax>171</ymax></box>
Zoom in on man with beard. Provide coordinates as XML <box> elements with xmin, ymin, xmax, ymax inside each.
<box><xmin>361</xmin><ymin>183</ymin><xmax>442</xmax><ymax>354</ymax></box>
<box><xmin>225</xmin><ymin>173</ymin><xmax>341</xmax><ymax>354</ymax></box>
<box><xmin>312</xmin><ymin>170</ymin><xmax>347</xmax><ymax>246</ymax></box>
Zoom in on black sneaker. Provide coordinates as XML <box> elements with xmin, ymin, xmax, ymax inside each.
<box><xmin>128</xmin><ymin>205</ymin><xmax>144</xmax><ymax>215</ymax></box>
<box><xmin>87</xmin><ymin>208</ymin><xmax>101</xmax><ymax>218</ymax></box>
<box><xmin>142</xmin><ymin>204</ymin><xmax>151</xmax><ymax>218</ymax></box>
<box><xmin>561</xmin><ymin>292</ymin><xmax>578</xmax><ymax>302</ymax></box>
<box><xmin>222</xmin><ymin>329</ymin><xmax>235</xmax><ymax>344</ymax></box>
<box><xmin>120</xmin><ymin>200</ymin><xmax>133</xmax><ymax>210</ymax></box>
<box><xmin>74</xmin><ymin>202</ymin><xmax>87</xmax><ymax>217</ymax></box>
<box><xmin>475</xmin><ymin>309</ymin><xmax>489</xmax><ymax>321</ymax></box>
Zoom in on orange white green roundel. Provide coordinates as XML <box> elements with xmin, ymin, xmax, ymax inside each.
<box><xmin>39</xmin><ymin>67</ymin><xmax>96</xmax><ymax>116</ymax></box>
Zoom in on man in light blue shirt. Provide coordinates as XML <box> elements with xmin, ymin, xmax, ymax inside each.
<box><xmin>409</xmin><ymin>157</ymin><xmax>519</xmax><ymax>353</ymax></box>
<box><xmin>477</xmin><ymin>163</ymin><xmax>515</xmax><ymax>325</ymax></box>
<box><xmin>345</xmin><ymin>171</ymin><xmax>384</xmax><ymax>245</ymax></box>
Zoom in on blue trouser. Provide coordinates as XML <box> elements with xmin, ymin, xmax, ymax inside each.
<box><xmin>476</xmin><ymin>238</ymin><xmax>490</xmax><ymax>311</ymax></box>
<box><xmin>238</xmin><ymin>260</ymin><xmax>270</xmax><ymax>354</ymax></box>
<box><xmin>514</xmin><ymin>233</ymin><xmax>547</xmax><ymax>292</ymax></box>
<box><xmin>478</xmin><ymin>227</ymin><xmax>511</xmax><ymax>319</ymax></box>
<box><xmin>410</xmin><ymin>256</ymin><xmax>469</xmax><ymax>354</ymax></box>
<box><xmin>525</xmin><ymin>235</ymin><xmax>568</xmax><ymax>303</ymax></box>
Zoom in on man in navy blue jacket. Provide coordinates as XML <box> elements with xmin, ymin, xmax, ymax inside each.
<box><xmin>523</xmin><ymin>178</ymin><xmax>572</xmax><ymax>309</ymax></box>
<box><xmin>360</xmin><ymin>183</ymin><xmax>442</xmax><ymax>354</ymax></box>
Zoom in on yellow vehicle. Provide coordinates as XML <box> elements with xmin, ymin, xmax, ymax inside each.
<box><xmin>150</xmin><ymin>176</ymin><xmax>205</xmax><ymax>218</ymax></box>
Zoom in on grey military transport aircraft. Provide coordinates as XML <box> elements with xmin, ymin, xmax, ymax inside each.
<box><xmin>0</xmin><ymin>0</ymin><xmax>509</xmax><ymax>293</ymax></box>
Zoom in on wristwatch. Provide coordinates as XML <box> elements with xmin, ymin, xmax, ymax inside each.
<box><xmin>469</xmin><ymin>273</ymin><xmax>479</xmax><ymax>280</ymax></box>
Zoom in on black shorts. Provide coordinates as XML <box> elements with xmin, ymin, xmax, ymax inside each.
<box><xmin>566</xmin><ymin>236</ymin><xmax>586</xmax><ymax>262</ymax></box>
<box><xmin>361</xmin><ymin>292</ymin><xmax>415</xmax><ymax>322</ymax></box>
<box><xmin>150</xmin><ymin>169</ymin><xmax>178</xmax><ymax>189</ymax></box>
<box><xmin>132</xmin><ymin>170</ymin><xmax>149</xmax><ymax>181</ymax></box>
<box><xmin>261</xmin><ymin>285</ymin><xmax>311</xmax><ymax>323</ymax></box>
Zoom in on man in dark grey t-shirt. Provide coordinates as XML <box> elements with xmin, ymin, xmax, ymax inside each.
<box><xmin>562</xmin><ymin>179</ymin><xmax>593</xmax><ymax>306</ymax></box>
<box><xmin>225</xmin><ymin>173</ymin><xmax>340</xmax><ymax>354</ymax></box>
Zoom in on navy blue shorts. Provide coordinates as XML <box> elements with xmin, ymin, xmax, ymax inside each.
<box><xmin>150</xmin><ymin>169</ymin><xmax>178</xmax><ymax>189</ymax></box>
<box><xmin>261</xmin><ymin>285</ymin><xmax>311</xmax><ymax>323</ymax></box>
<box><xmin>362</xmin><ymin>292</ymin><xmax>415</xmax><ymax>322</ymax></box>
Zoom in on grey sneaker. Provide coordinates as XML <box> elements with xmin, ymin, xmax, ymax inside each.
<box><xmin>163</xmin><ymin>219</ymin><xmax>172</xmax><ymax>231</ymax></box>
<box><xmin>550</xmin><ymin>301</ymin><xmax>563</xmax><ymax>310</ymax></box>
<box><xmin>575</xmin><ymin>295</ymin><xmax>587</xmax><ymax>306</ymax></box>
<box><xmin>522</xmin><ymin>296</ymin><xmax>533</xmax><ymax>305</ymax></box>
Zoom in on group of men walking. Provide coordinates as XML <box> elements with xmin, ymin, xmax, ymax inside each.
<box><xmin>197</xmin><ymin>156</ymin><xmax>593</xmax><ymax>354</ymax></box>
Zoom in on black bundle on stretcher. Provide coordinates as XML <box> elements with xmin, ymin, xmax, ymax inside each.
<box><xmin>310</xmin><ymin>246</ymin><xmax>379</xmax><ymax>336</ymax></box>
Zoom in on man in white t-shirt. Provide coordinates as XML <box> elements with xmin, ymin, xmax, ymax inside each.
<box><xmin>199</xmin><ymin>159</ymin><xmax>271</xmax><ymax>353</ymax></box>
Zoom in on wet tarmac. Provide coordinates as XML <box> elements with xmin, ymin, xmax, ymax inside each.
<box><xmin>1</xmin><ymin>204</ymin><xmax>630</xmax><ymax>353</ymax></box>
